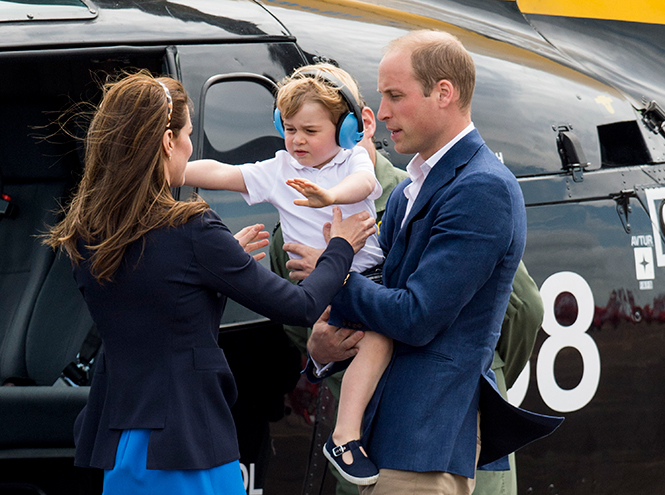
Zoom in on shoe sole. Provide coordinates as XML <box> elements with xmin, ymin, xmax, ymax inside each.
<box><xmin>323</xmin><ymin>444</ymin><xmax>380</xmax><ymax>486</ymax></box>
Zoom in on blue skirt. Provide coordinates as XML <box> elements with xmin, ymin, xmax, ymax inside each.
<box><xmin>103</xmin><ymin>429</ymin><xmax>246</xmax><ymax>495</ymax></box>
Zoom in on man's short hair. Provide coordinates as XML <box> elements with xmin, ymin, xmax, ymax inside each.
<box><xmin>276</xmin><ymin>63</ymin><xmax>365</xmax><ymax>124</ymax></box>
<box><xmin>388</xmin><ymin>30</ymin><xmax>476</xmax><ymax>113</ymax></box>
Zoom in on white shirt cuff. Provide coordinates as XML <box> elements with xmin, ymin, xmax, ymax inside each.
<box><xmin>312</xmin><ymin>358</ymin><xmax>334</xmax><ymax>378</ymax></box>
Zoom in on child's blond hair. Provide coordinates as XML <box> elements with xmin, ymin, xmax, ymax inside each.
<box><xmin>276</xmin><ymin>63</ymin><xmax>364</xmax><ymax>126</ymax></box>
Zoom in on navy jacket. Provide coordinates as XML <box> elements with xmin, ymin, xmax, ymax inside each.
<box><xmin>73</xmin><ymin>209</ymin><xmax>354</xmax><ymax>470</ymax></box>
<box><xmin>326</xmin><ymin>130</ymin><xmax>562</xmax><ymax>478</ymax></box>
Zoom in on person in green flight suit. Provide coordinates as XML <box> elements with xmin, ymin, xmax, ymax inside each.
<box><xmin>474</xmin><ymin>260</ymin><xmax>543</xmax><ymax>495</ymax></box>
<box><xmin>271</xmin><ymin>98</ymin><xmax>543</xmax><ymax>495</ymax></box>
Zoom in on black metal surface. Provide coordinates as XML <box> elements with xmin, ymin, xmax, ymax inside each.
<box><xmin>517</xmin><ymin>196</ymin><xmax>665</xmax><ymax>494</ymax></box>
<box><xmin>523</xmin><ymin>12</ymin><xmax>665</xmax><ymax>108</ymax></box>
<box><xmin>264</xmin><ymin>0</ymin><xmax>657</xmax><ymax>176</ymax></box>
<box><xmin>0</xmin><ymin>0</ymin><xmax>292</xmax><ymax>51</ymax></box>
<box><xmin>2</xmin><ymin>0</ymin><xmax>665</xmax><ymax>493</ymax></box>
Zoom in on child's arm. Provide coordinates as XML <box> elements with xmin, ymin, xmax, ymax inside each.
<box><xmin>286</xmin><ymin>170</ymin><xmax>375</xmax><ymax>208</ymax></box>
<box><xmin>184</xmin><ymin>159</ymin><xmax>248</xmax><ymax>193</ymax></box>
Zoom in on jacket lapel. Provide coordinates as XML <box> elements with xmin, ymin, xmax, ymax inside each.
<box><xmin>383</xmin><ymin>129</ymin><xmax>485</xmax><ymax>283</ymax></box>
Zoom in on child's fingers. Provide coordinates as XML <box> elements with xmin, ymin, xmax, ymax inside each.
<box><xmin>287</xmin><ymin>178</ymin><xmax>310</xmax><ymax>187</ymax></box>
<box><xmin>291</xmin><ymin>187</ymin><xmax>305</xmax><ymax>196</ymax></box>
<box><xmin>288</xmin><ymin>183</ymin><xmax>306</xmax><ymax>195</ymax></box>
<box><xmin>293</xmin><ymin>199</ymin><xmax>310</xmax><ymax>206</ymax></box>
<box><xmin>288</xmin><ymin>178</ymin><xmax>319</xmax><ymax>193</ymax></box>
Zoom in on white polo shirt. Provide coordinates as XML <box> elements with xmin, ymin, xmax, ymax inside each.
<box><xmin>239</xmin><ymin>147</ymin><xmax>384</xmax><ymax>273</ymax></box>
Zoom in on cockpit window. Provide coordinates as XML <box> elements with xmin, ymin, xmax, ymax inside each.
<box><xmin>0</xmin><ymin>0</ymin><xmax>97</xmax><ymax>22</ymax></box>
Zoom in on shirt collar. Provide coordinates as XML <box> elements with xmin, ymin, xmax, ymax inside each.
<box><xmin>405</xmin><ymin>122</ymin><xmax>475</xmax><ymax>183</ymax></box>
<box><xmin>287</xmin><ymin>148</ymin><xmax>350</xmax><ymax>171</ymax></box>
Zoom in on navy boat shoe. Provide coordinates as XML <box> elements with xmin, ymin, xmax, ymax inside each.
<box><xmin>323</xmin><ymin>435</ymin><xmax>379</xmax><ymax>486</ymax></box>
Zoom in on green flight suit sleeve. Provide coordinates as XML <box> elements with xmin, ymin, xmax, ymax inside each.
<box><xmin>373</xmin><ymin>151</ymin><xmax>408</xmax><ymax>224</ymax></box>
<box><xmin>495</xmin><ymin>260</ymin><xmax>544</xmax><ymax>389</ymax></box>
<box><xmin>475</xmin><ymin>261</ymin><xmax>541</xmax><ymax>495</ymax></box>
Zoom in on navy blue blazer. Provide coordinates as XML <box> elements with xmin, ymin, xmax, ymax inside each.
<box><xmin>323</xmin><ymin>130</ymin><xmax>562</xmax><ymax>478</ymax></box>
<box><xmin>73</xmin><ymin>209</ymin><xmax>354</xmax><ymax>470</ymax></box>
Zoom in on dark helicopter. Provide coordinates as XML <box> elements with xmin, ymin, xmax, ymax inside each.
<box><xmin>0</xmin><ymin>0</ymin><xmax>664</xmax><ymax>494</ymax></box>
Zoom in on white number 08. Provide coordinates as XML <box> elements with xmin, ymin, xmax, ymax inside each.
<box><xmin>508</xmin><ymin>271</ymin><xmax>601</xmax><ymax>413</ymax></box>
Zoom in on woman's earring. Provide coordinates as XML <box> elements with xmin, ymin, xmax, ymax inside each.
<box><xmin>168</xmin><ymin>155</ymin><xmax>172</xmax><ymax>161</ymax></box>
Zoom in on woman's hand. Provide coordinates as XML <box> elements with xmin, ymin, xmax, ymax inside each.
<box><xmin>234</xmin><ymin>223</ymin><xmax>270</xmax><ymax>261</ymax></box>
<box><xmin>328</xmin><ymin>206</ymin><xmax>376</xmax><ymax>254</ymax></box>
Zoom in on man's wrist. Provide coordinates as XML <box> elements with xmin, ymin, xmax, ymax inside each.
<box><xmin>311</xmin><ymin>357</ymin><xmax>333</xmax><ymax>378</ymax></box>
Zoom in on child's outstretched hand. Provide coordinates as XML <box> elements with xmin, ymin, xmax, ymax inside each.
<box><xmin>287</xmin><ymin>178</ymin><xmax>334</xmax><ymax>208</ymax></box>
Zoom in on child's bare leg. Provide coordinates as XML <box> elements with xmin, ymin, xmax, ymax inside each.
<box><xmin>332</xmin><ymin>330</ymin><xmax>393</xmax><ymax>464</ymax></box>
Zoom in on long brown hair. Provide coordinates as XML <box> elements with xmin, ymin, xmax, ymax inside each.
<box><xmin>46</xmin><ymin>71</ymin><xmax>208</xmax><ymax>282</ymax></box>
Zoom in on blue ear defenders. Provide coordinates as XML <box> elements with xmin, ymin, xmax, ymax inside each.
<box><xmin>273</xmin><ymin>70</ymin><xmax>364</xmax><ymax>150</ymax></box>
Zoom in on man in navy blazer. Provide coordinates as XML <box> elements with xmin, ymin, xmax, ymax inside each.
<box><xmin>307</xmin><ymin>30</ymin><xmax>562</xmax><ymax>494</ymax></box>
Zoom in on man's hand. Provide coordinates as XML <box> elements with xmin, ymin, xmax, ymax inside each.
<box><xmin>284</xmin><ymin>207</ymin><xmax>376</xmax><ymax>279</ymax></box>
<box><xmin>234</xmin><ymin>223</ymin><xmax>270</xmax><ymax>261</ymax></box>
<box><xmin>284</xmin><ymin>243</ymin><xmax>325</xmax><ymax>281</ymax></box>
<box><xmin>308</xmin><ymin>307</ymin><xmax>364</xmax><ymax>364</ymax></box>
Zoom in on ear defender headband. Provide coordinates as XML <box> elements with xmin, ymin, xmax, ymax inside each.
<box><xmin>273</xmin><ymin>70</ymin><xmax>364</xmax><ymax>149</ymax></box>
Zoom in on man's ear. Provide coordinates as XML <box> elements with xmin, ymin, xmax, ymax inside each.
<box><xmin>435</xmin><ymin>79</ymin><xmax>456</xmax><ymax>108</ymax></box>
<box><xmin>361</xmin><ymin>106</ymin><xmax>376</xmax><ymax>140</ymax></box>
<box><xmin>357</xmin><ymin>106</ymin><xmax>378</xmax><ymax>165</ymax></box>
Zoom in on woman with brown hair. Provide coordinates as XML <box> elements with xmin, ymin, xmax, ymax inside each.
<box><xmin>46</xmin><ymin>72</ymin><xmax>375</xmax><ymax>495</ymax></box>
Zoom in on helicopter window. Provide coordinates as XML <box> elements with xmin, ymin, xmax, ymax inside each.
<box><xmin>202</xmin><ymin>80</ymin><xmax>283</xmax><ymax>165</ymax></box>
<box><xmin>598</xmin><ymin>120</ymin><xmax>651</xmax><ymax>167</ymax></box>
<box><xmin>198</xmin><ymin>78</ymin><xmax>282</xmax><ymax>324</ymax></box>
